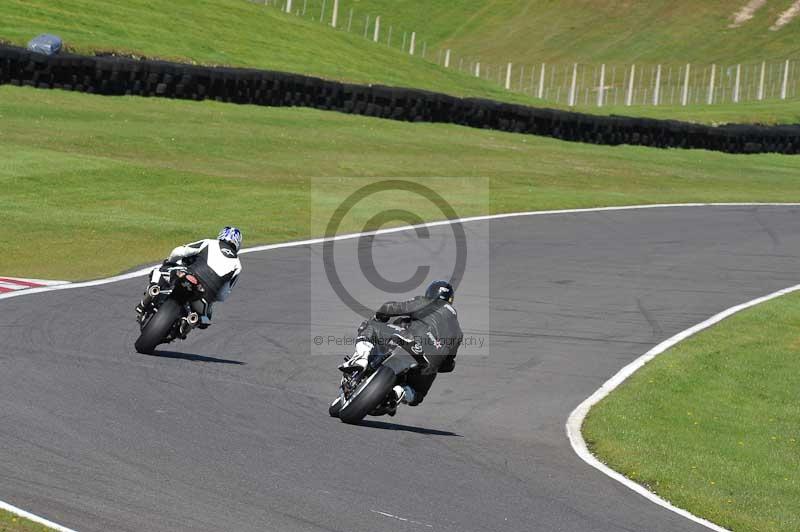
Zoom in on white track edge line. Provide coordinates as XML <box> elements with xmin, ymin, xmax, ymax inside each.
<box><xmin>0</xmin><ymin>500</ymin><xmax>78</xmax><ymax>532</ymax></box>
<box><xmin>4</xmin><ymin>203</ymin><xmax>799</xmax><ymax>305</ymax></box>
<box><xmin>1</xmin><ymin>201</ymin><xmax>799</xmax><ymax>531</ymax></box>
<box><xmin>0</xmin><ymin>277</ymin><xmax>68</xmax><ymax>286</ymax></box>
<box><xmin>566</xmin><ymin>283</ymin><xmax>800</xmax><ymax>532</ymax></box>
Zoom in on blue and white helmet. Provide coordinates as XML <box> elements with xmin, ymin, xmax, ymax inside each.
<box><xmin>218</xmin><ymin>226</ymin><xmax>242</xmax><ymax>252</ymax></box>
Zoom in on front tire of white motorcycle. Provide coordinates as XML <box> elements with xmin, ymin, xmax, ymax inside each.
<box><xmin>338</xmin><ymin>366</ymin><xmax>396</xmax><ymax>425</ymax></box>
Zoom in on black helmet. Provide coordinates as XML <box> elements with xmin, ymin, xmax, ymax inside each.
<box><xmin>425</xmin><ymin>280</ymin><xmax>454</xmax><ymax>303</ymax></box>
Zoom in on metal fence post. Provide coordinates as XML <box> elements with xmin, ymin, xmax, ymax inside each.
<box><xmin>320</xmin><ymin>0</ymin><xmax>326</xmax><ymax>23</ymax></box>
<box><xmin>444</xmin><ymin>49</ymin><xmax>451</xmax><ymax>68</ymax></box>
<box><xmin>758</xmin><ymin>61</ymin><xmax>766</xmax><ymax>100</ymax></box>
<box><xmin>475</xmin><ymin>62</ymin><xmax>480</xmax><ymax>77</ymax></box>
<box><xmin>707</xmin><ymin>64</ymin><xmax>716</xmax><ymax>104</ymax></box>
<box><xmin>538</xmin><ymin>63</ymin><xmax>546</xmax><ymax>99</ymax></box>
<box><xmin>505</xmin><ymin>62</ymin><xmax>513</xmax><ymax>90</ymax></box>
<box><xmin>626</xmin><ymin>64</ymin><xmax>636</xmax><ymax>106</ymax></box>
<box><xmin>781</xmin><ymin>59</ymin><xmax>790</xmax><ymax>100</ymax></box>
<box><xmin>285</xmin><ymin>0</ymin><xmax>292</xmax><ymax>13</ymax></box>
<box><xmin>569</xmin><ymin>63</ymin><xmax>578</xmax><ymax>106</ymax></box>
<box><xmin>682</xmin><ymin>64</ymin><xmax>691</xmax><ymax>106</ymax></box>
<box><xmin>734</xmin><ymin>64</ymin><xmax>741</xmax><ymax>103</ymax></box>
<box><xmin>331</xmin><ymin>0</ymin><xmax>339</xmax><ymax>27</ymax></box>
<box><xmin>653</xmin><ymin>64</ymin><xmax>661</xmax><ymax>105</ymax></box>
<box><xmin>409</xmin><ymin>32</ymin><xmax>416</xmax><ymax>55</ymax></box>
<box><xmin>373</xmin><ymin>16</ymin><xmax>380</xmax><ymax>42</ymax></box>
<box><xmin>597</xmin><ymin>63</ymin><xmax>605</xmax><ymax>107</ymax></box>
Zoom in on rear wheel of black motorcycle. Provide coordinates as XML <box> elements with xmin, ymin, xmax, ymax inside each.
<box><xmin>329</xmin><ymin>396</ymin><xmax>343</xmax><ymax>418</ymax></box>
<box><xmin>135</xmin><ymin>299</ymin><xmax>180</xmax><ymax>354</ymax></box>
<box><xmin>338</xmin><ymin>366</ymin><xmax>396</xmax><ymax>424</ymax></box>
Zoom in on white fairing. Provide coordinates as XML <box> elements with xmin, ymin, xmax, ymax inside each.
<box><xmin>169</xmin><ymin>239</ymin><xmax>242</xmax><ymax>301</ymax></box>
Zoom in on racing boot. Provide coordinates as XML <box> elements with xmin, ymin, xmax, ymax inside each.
<box><xmin>385</xmin><ymin>384</ymin><xmax>416</xmax><ymax>416</ymax></box>
<box><xmin>338</xmin><ymin>340</ymin><xmax>374</xmax><ymax>373</ymax></box>
<box><xmin>198</xmin><ymin>303</ymin><xmax>213</xmax><ymax>330</ymax></box>
<box><xmin>392</xmin><ymin>384</ymin><xmax>416</xmax><ymax>405</ymax></box>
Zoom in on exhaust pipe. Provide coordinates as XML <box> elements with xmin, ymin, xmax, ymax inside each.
<box><xmin>179</xmin><ymin>312</ymin><xmax>200</xmax><ymax>338</ymax></box>
<box><xmin>147</xmin><ymin>285</ymin><xmax>161</xmax><ymax>298</ymax></box>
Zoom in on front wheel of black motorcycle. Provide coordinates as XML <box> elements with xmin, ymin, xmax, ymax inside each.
<box><xmin>338</xmin><ymin>366</ymin><xmax>396</xmax><ymax>424</ymax></box>
<box><xmin>135</xmin><ymin>299</ymin><xmax>180</xmax><ymax>354</ymax></box>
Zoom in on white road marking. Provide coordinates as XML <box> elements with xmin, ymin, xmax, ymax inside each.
<box><xmin>371</xmin><ymin>509</ymin><xmax>434</xmax><ymax>528</ymax></box>
<box><xmin>0</xmin><ymin>500</ymin><xmax>78</xmax><ymax>532</ymax></box>
<box><xmin>2</xmin><ymin>202</ymin><xmax>799</xmax><ymax>531</ymax></box>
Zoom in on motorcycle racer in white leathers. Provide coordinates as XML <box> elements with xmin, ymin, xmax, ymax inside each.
<box><xmin>136</xmin><ymin>227</ymin><xmax>243</xmax><ymax>328</ymax></box>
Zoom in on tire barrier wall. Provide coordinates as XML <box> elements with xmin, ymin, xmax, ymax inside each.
<box><xmin>2</xmin><ymin>45</ymin><xmax>799</xmax><ymax>154</ymax></box>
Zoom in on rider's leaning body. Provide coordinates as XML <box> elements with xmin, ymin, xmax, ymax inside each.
<box><xmin>345</xmin><ymin>280</ymin><xmax>463</xmax><ymax>408</ymax></box>
<box><xmin>136</xmin><ymin>227</ymin><xmax>243</xmax><ymax>328</ymax></box>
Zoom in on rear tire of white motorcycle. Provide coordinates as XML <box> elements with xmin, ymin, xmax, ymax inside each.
<box><xmin>338</xmin><ymin>366</ymin><xmax>396</xmax><ymax>425</ymax></box>
<box><xmin>135</xmin><ymin>299</ymin><xmax>180</xmax><ymax>354</ymax></box>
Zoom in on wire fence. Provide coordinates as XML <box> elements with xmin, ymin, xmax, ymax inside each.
<box><xmin>249</xmin><ymin>0</ymin><xmax>799</xmax><ymax>107</ymax></box>
<box><xmin>454</xmin><ymin>60</ymin><xmax>800</xmax><ymax>107</ymax></box>
<box><xmin>252</xmin><ymin>0</ymin><xmax>433</xmax><ymax>57</ymax></box>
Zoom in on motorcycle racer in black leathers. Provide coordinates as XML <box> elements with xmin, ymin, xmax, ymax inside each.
<box><xmin>342</xmin><ymin>280</ymin><xmax>463</xmax><ymax>409</ymax></box>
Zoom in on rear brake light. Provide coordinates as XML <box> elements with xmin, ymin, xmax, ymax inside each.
<box><xmin>185</xmin><ymin>274</ymin><xmax>199</xmax><ymax>285</ymax></box>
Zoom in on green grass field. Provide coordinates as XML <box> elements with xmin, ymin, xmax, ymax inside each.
<box><xmin>579</xmin><ymin>100</ymin><xmax>800</xmax><ymax>126</ymax></box>
<box><xmin>2</xmin><ymin>85</ymin><xmax>800</xmax><ymax>280</ymax></box>
<box><xmin>0</xmin><ymin>0</ymin><xmax>537</xmax><ymax>106</ymax></box>
<box><xmin>4</xmin><ymin>0</ymin><xmax>800</xmax><ymax>125</ymax></box>
<box><xmin>341</xmin><ymin>0</ymin><xmax>800</xmax><ymax>64</ymax></box>
<box><xmin>583</xmin><ymin>290</ymin><xmax>800</xmax><ymax>532</ymax></box>
<box><xmin>0</xmin><ymin>509</ymin><xmax>52</xmax><ymax>532</ymax></box>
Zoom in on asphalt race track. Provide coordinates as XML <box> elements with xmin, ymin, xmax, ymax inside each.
<box><xmin>2</xmin><ymin>205</ymin><xmax>799</xmax><ymax>532</ymax></box>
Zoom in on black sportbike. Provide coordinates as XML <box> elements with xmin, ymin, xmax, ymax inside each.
<box><xmin>134</xmin><ymin>266</ymin><xmax>206</xmax><ymax>354</ymax></box>
<box><xmin>329</xmin><ymin>320</ymin><xmax>426</xmax><ymax>424</ymax></box>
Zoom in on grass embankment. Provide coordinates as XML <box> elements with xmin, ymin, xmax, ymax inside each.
<box><xmin>0</xmin><ymin>0</ymin><xmax>537</xmax><ymax>107</ymax></box>
<box><xmin>583</xmin><ymin>291</ymin><xmax>800</xmax><ymax>532</ymax></box>
<box><xmin>588</xmin><ymin>100</ymin><xmax>800</xmax><ymax>126</ymax></box>
<box><xmin>345</xmin><ymin>0</ymin><xmax>800</xmax><ymax>65</ymax></box>
<box><xmin>2</xmin><ymin>85</ymin><xmax>800</xmax><ymax>280</ymax></box>
<box><xmin>0</xmin><ymin>509</ymin><xmax>53</xmax><ymax>532</ymax></box>
<box><xmin>4</xmin><ymin>0</ymin><xmax>800</xmax><ymax>125</ymax></box>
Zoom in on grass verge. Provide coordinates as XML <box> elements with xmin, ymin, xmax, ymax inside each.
<box><xmin>0</xmin><ymin>509</ymin><xmax>53</xmax><ymax>532</ymax></box>
<box><xmin>583</xmin><ymin>290</ymin><xmax>800</xmax><ymax>532</ymax></box>
<box><xmin>0</xmin><ymin>83</ymin><xmax>800</xmax><ymax>279</ymax></box>
<box><xmin>573</xmin><ymin>100</ymin><xmax>800</xmax><ymax>126</ymax></box>
<box><xmin>2</xmin><ymin>85</ymin><xmax>800</xmax><ymax>280</ymax></box>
